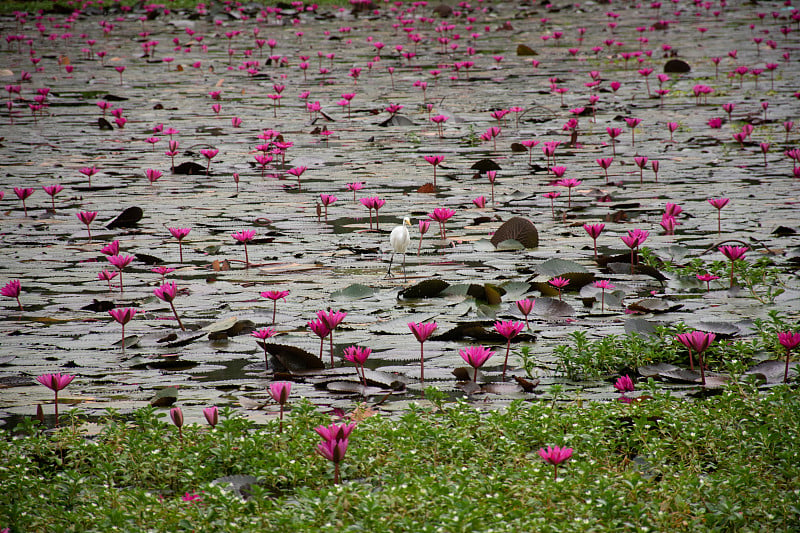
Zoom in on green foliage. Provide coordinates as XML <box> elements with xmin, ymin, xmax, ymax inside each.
<box><xmin>2</xmin><ymin>390</ymin><xmax>799</xmax><ymax>531</ymax></box>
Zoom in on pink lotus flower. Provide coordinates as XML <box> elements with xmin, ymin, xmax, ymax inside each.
<box><xmin>696</xmin><ymin>273</ymin><xmax>720</xmax><ymax>292</ymax></box>
<box><xmin>98</xmin><ymin>269</ymin><xmax>118</xmax><ymax>290</ymax></box>
<box><xmin>200</xmin><ymin>148</ymin><xmax>218</xmax><ymax>175</ymax></box>
<box><xmin>596</xmin><ymin>157</ymin><xmax>613</xmax><ymax>183</ymax></box>
<box><xmin>621</xmin><ymin>229</ymin><xmax>649</xmax><ymax>274</ymax></box>
<box><xmin>417</xmin><ymin>219</ymin><xmax>431</xmax><ymax>256</ymax></box>
<box><xmin>203</xmin><ymin>406</ymin><xmax>219</xmax><ymax>427</ymax></box>
<box><xmin>614</xmin><ymin>375</ymin><xmax>634</xmax><ymax>393</ymax></box>
<box><xmin>538</xmin><ymin>445</ymin><xmax>573</xmax><ymax>480</ymax></box>
<box><xmin>494</xmin><ymin>321</ymin><xmax>524</xmax><ymax>379</ymax></box>
<box><xmin>424</xmin><ymin>155</ymin><xmax>445</xmax><ymax>188</ymax></box>
<box><xmin>428</xmin><ymin>207</ymin><xmax>455</xmax><ymax>240</ymax></box>
<box><xmin>269</xmin><ymin>381</ymin><xmax>292</xmax><ymax>432</ymax></box>
<box><xmin>261</xmin><ymin>290</ymin><xmax>289</xmax><ymax>324</ymax></box>
<box><xmin>287</xmin><ymin>166</ymin><xmax>308</xmax><ymax>190</ymax></box>
<box><xmin>633</xmin><ymin>156</ymin><xmax>648</xmax><ymax>184</ymax></box>
<box><xmin>606</xmin><ymin>127</ymin><xmax>622</xmax><ymax>156</ymax></box>
<box><xmin>36</xmin><ymin>373</ymin><xmax>75</xmax><ymax>426</ymax></box>
<box><xmin>778</xmin><ymin>331</ymin><xmax>800</xmax><ymax>382</ymax></box>
<box><xmin>232</xmin><ymin>230</ymin><xmax>256</xmax><ymax>267</ymax></box>
<box><xmin>409</xmin><ymin>321</ymin><xmax>437</xmax><ymax>384</ymax></box>
<box><xmin>460</xmin><ymin>345</ymin><xmax>495</xmax><ymax>382</ymax></box>
<box><xmin>346</xmin><ymin>181</ymin><xmax>364</xmax><ymax>203</ymax></box>
<box><xmin>319</xmin><ymin>194</ymin><xmax>337</xmax><ymax>222</ymax></box>
<box><xmin>317</xmin><ymin>309</ymin><xmax>347</xmax><ymax>367</ymax></box>
<box><xmin>556</xmin><ymin>178</ymin><xmax>581</xmax><ymax>208</ymax></box>
<box><xmin>107</xmin><ymin>254</ymin><xmax>134</xmax><ymax>293</ymax></box>
<box><xmin>708</xmin><ymin>197</ymin><xmax>730</xmax><ymax>235</ymax></box>
<box><xmin>676</xmin><ymin>331</ymin><xmax>716</xmax><ymax>385</ymax></box>
<box><xmin>719</xmin><ymin>245</ymin><xmax>748</xmax><ymax>287</ymax></box>
<box><xmin>2</xmin><ymin>279</ymin><xmax>23</xmax><ymax>311</ymax></box>
<box><xmin>549</xmin><ymin>277</ymin><xmax>569</xmax><ymax>300</ymax></box>
<box><xmin>308</xmin><ymin>318</ymin><xmax>331</xmax><ymax>360</ymax></box>
<box><xmin>594</xmin><ymin>280</ymin><xmax>615</xmax><ymax>311</ymax></box>
<box><xmin>168</xmin><ymin>227</ymin><xmax>191</xmax><ymax>262</ymax></box>
<box><xmin>109</xmin><ymin>307</ymin><xmax>137</xmax><ymax>355</ymax></box>
<box><xmin>76</xmin><ymin>211</ymin><xmax>98</xmax><ymax>242</ymax></box>
<box><xmin>516</xmin><ymin>298</ymin><xmax>535</xmax><ymax>329</ymax></box>
<box><xmin>13</xmin><ymin>187</ymin><xmax>34</xmax><ymax>216</ymax></box>
<box><xmin>154</xmin><ymin>281</ymin><xmax>184</xmax><ymax>331</ymax></box>
<box><xmin>344</xmin><ymin>345</ymin><xmax>371</xmax><ymax>385</ymax></box>
<box><xmin>583</xmin><ymin>223</ymin><xmax>605</xmax><ymax>260</ymax></box>
<box><xmin>316</xmin><ymin>437</ymin><xmax>349</xmax><ymax>485</ymax></box>
<box><xmin>42</xmin><ymin>184</ymin><xmax>64</xmax><ymax>210</ymax></box>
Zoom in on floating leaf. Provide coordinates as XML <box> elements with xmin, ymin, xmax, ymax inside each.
<box><xmin>624</xmin><ymin>318</ymin><xmax>658</xmax><ymax>336</ymax></box>
<box><xmin>490</xmin><ymin>217</ymin><xmax>538</xmax><ymax>248</ymax></box>
<box><xmin>689</xmin><ymin>321</ymin><xmax>739</xmax><ymax>337</ymax></box>
<box><xmin>332</xmin><ymin>283</ymin><xmax>376</xmax><ymax>299</ymax></box>
<box><xmin>265</xmin><ymin>343</ymin><xmax>325</xmax><ymax>372</ymax></box>
<box><xmin>470</xmin><ymin>158</ymin><xmax>501</xmax><ymax>172</ymax></box>
<box><xmin>106</xmin><ymin>206</ymin><xmax>143</xmax><ymax>229</ymax></box>
<box><xmin>149</xmin><ymin>387</ymin><xmax>178</xmax><ymax>407</ymax></box>
<box><xmin>532</xmin><ymin>297</ymin><xmax>575</xmax><ymax>318</ymax></box>
<box><xmin>466</xmin><ymin>283</ymin><xmax>505</xmax><ymax>305</ymax></box>
<box><xmin>536</xmin><ymin>258</ymin><xmax>588</xmax><ymax>277</ymax></box>
<box><xmin>745</xmin><ymin>360</ymin><xmax>799</xmax><ymax>384</ymax></box>
<box><xmin>173</xmin><ymin>161</ymin><xmax>207</xmax><ymax>175</ymax></box>
<box><xmin>627</xmin><ymin>299</ymin><xmax>682</xmax><ymax>314</ymax></box>
<box><xmin>638</xmin><ymin>363</ymin><xmax>681</xmax><ymax>378</ymax></box>
<box><xmin>473</xmin><ymin>239</ymin><xmax>496</xmax><ymax>252</ymax></box>
<box><xmin>513</xmin><ymin>375</ymin><xmax>540</xmax><ymax>392</ymax></box>
<box><xmin>398</xmin><ymin>279</ymin><xmax>449</xmax><ymax>299</ymax></box>
<box><xmin>495</xmin><ymin>239</ymin><xmax>525</xmax><ymax>251</ymax></box>
<box><xmin>664</xmin><ymin>58</ymin><xmax>691</xmax><ymax>73</ymax></box>
<box><xmin>516</xmin><ymin>44</ymin><xmax>538</xmax><ymax>56</ymax></box>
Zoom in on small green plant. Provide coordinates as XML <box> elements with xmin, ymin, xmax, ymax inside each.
<box><xmin>461</xmin><ymin>123</ymin><xmax>480</xmax><ymax>147</ymax></box>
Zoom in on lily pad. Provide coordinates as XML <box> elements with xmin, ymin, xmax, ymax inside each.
<box><xmin>105</xmin><ymin>206</ymin><xmax>143</xmax><ymax>229</ymax></box>
<box><xmin>332</xmin><ymin>283</ymin><xmax>376</xmax><ymax>299</ymax></box>
<box><xmin>627</xmin><ymin>299</ymin><xmax>682</xmax><ymax>314</ymax></box>
<box><xmin>398</xmin><ymin>279</ymin><xmax>449</xmax><ymax>299</ymax></box>
<box><xmin>265</xmin><ymin>343</ymin><xmax>325</xmax><ymax>372</ymax></box>
<box><xmin>149</xmin><ymin>387</ymin><xmax>178</xmax><ymax>407</ymax></box>
<box><xmin>536</xmin><ymin>258</ymin><xmax>588</xmax><ymax>277</ymax></box>
<box><xmin>490</xmin><ymin>217</ymin><xmax>538</xmax><ymax>248</ymax></box>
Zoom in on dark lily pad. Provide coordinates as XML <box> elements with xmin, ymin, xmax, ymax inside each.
<box><xmin>173</xmin><ymin>161</ymin><xmax>207</xmax><ymax>175</ymax></box>
<box><xmin>513</xmin><ymin>375</ymin><xmax>540</xmax><ymax>392</ymax></box>
<box><xmin>325</xmin><ymin>381</ymin><xmax>387</xmax><ymax>396</ymax></box>
<box><xmin>82</xmin><ymin>299</ymin><xmax>115</xmax><ymax>312</ymax></box>
<box><xmin>516</xmin><ymin>44</ymin><xmax>538</xmax><ymax>56</ymax></box>
<box><xmin>466</xmin><ymin>283</ymin><xmax>505</xmax><ymax>305</ymax></box>
<box><xmin>432</xmin><ymin>321</ymin><xmax>534</xmax><ymax>342</ymax></box>
<box><xmin>265</xmin><ymin>343</ymin><xmax>325</xmax><ymax>372</ymax></box>
<box><xmin>490</xmin><ymin>217</ymin><xmax>538</xmax><ymax>248</ymax></box>
<box><xmin>664</xmin><ymin>59</ymin><xmax>691</xmax><ymax>73</ymax></box>
<box><xmin>398</xmin><ymin>279</ymin><xmax>449</xmax><ymax>299</ymax></box>
<box><xmin>510</xmin><ymin>142</ymin><xmax>528</xmax><ymax>152</ymax></box>
<box><xmin>164</xmin><ymin>331</ymin><xmax>206</xmax><ymax>348</ymax></box>
<box><xmin>535</xmin><ymin>272</ymin><xmax>595</xmax><ymax>295</ymax></box>
<box><xmin>470</xmin><ymin>159</ymin><xmax>501</xmax><ymax>172</ymax></box>
<box><xmin>97</xmin><ymin>117</ymin><xmax>114</xmax><ymax>130</ymax></box>
<box><xmin>204</xmin><ymin>317</ymin><xmax>255</xmax><ymax>339</ymax></box>
<box><xmin>106</xmin><ymin>206</ymin><xmax>143</xmax><ymax>229</ymax></box>
<box><xmin>149</xmin><ymin>387</ymin><xmax>178</xmax><ymax>407</ymax></box>
<box><xmin>378</xmin><ymin>114</ymin><xmax>414</xmax><ymax>127</ymax></box>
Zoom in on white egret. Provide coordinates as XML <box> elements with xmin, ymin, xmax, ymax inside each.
<box><xmin>387</xmin><ymin>217</ymin><xmax>412</xmax><ymax>280</ymax></box>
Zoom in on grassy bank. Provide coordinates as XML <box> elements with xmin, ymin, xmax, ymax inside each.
<box><xmin>2</xmin><ymin>384</ymin><xmax>799</xmax><ymax>531</ymax></box>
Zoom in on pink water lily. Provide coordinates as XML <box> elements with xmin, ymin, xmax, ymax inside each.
<box><xmin>708</xmin><ymin>197</ymin><xmax>730</xmax><ymax>235</ymax></box>
<box><xmin>621</xmin><ymin>229</ymin><xmax>649</xmax><ymax>274</ymax></box>
<box><xmin>2</xmin><ymin>279</ymin><xmax>22</xmax><ymax>311</ymax></box>
<box><xmin>168</xmin><ymin>227</ymin><xmax>191</xmax><ymax>262</ymax></box>
<box><xmin>676</xmin><ymin>331</ymin><xmax>716</xmax><ymax>385</ymax></box>
<box><xmin>409</xmin><ymin>321</ymin><xmax>437</xmax><ymax>384</ymax></box>
<box><xmin>719</xmin><ymin>245</ymin><xmax>748</xmax><ymax>287</ymax></box>
<box><xmin>232</xmin><ymin>230</ymin><xmax>256</xmax><ymax>267</ymax></box>
<box><xmin>317</xmin><ymin>309</ymin><xmax>347</xmax><ymax>367</ymax></box>
<box><xmin>287</xmin><ymin>166</ymin><xmax>308</xmax><ymax>190</ymax></box>
<box><xmin>14</xmin><ymin>187</ymin><xmax>34</xmax><ymax>216</ymax></box>
<box><xmin>424</xmin><ymin>155</ymin><xmax>445</xmax><ymax>188</ymax></box>
<box><xmin>109</xmin><ymin>307</ymin><xmax>137</xmax><ymax>355</ymax></box>
<box><xmin>36</xmin><ymin>373</ymin><xmax>75</xmax><ymax>427</ymax></box>
<box><xmin>778</xmin><ymin>331</ymin><xmax>800</xmax><ymax>383</ymax></box>
<box><xmin>538</xmin><ymin>445</ymin><xmax>573</xmax><ymax>480</ymax></box>
<box><xmin>494</xmin><ymin>321</ymin><xmax>524</xmax><ymax>379</ymax></box>
<box><xmin>42</xmin><ymin>184</ymin><xmax>64</xmax><ymax>211</ymax></box>
<box><xmin>76</xmin><ymin>211</ymin><xmax>98</xmax><ymax>242</ymax></box>
<box><xmin>308</xmin><ymin>318</ymin><xmax>331</xmax><ymax>361</ymax></box>
<box><xmin>261</xmin><ymin>290</ymin><xmax>289</xmax><ymax>325</ymax></box>
<box><xmin>428</xmin><ymin>207</ymin><xmax>455</xmax><ymax>240</ymax></box>
<box><xmin>269</xmin><ymin>381</ymin><xmax>291</xmax><ymax>433</ymax></box>
<box><xmin>460</xmin><ymin>345</ymin><xmax>495</xmax><ymax>382</ymax></box>
<box><xmin>154</xmin><ymin>281</ymin><xmax>184</xmax><ymax>331</ymax></box>
<box><xmin>594</xmin><ymin>280</ymin><xmax>615</xmax><ymax>311</ymax></box>
<box><xmin>203</xmin><ymin>406</ymin><xmax>219</xmax><ymax>428</ymax></box>
<box><xmin>516</xmin><ymin>299</ymin><xmax>535</xmax><ymax>329</ymax></box>
<box><xmin>344</xmin><ymin>345</ymin><xmax>371</xmax><ymax>386</ymax></box>
<box><xmin>107</xmin><ymin>254</ymin><xmax>134</xmax><ymax>293</ymax></box>
<box><xmin>549</xmin><ymin>277</ymin><xmax>569</xmax><ymax>300</ymax></box>
<box><xmin>583</xmin><ymin>223</ymin><xmax>605</xmax><ymax>260</ymax></box>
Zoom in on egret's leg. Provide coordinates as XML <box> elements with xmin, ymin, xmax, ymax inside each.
<box><xmin>402</xmin><ymin>252</ymin><xmax>407</xmax><ymax>281</ymax></box>
<box><xmin>386</xmin><ymin>252</ymin><xmax>395</xmax><ymax>278</ymax></box>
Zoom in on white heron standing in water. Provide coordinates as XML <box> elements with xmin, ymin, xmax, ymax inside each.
<box><xmin>387</xmin><ymin>217</ymin><xmax>412</xmax><ymax>280</ymax></box>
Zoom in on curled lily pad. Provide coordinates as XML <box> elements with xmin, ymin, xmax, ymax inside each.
<box><xmin>470</xmin><ymin>158</ymin><xmax>501</xmax><ymax>172</ymax></box>
<box><xmin>149</xmin><ymin>387</ymin><xmax>178</xmax><ymax>407</ymax></box>
<box><xmin>265</xmin><ymin>343</ymin><xmax>325</xmax><ymax>372</ymax></box>
<box><xmin>466</xmin><ymin>284</ymin><xmax>505</xmax><ymax>305</ymax></box>
<box><xmin>513</xmin><ymin>375</ymin><xmax>540</xmax><ymax>392</ymax></box>
<box><xmin>106</xmin><ymin>206</ymin><xmax>143</xmax><ymax>229</ymax></box>
<box><xmin>398</xmin><ymin>279</ymin><xmax>449</xmax><ymax>299</ymax></box>
<box><xmin>516</xmin><ymin>44</ymin><xmax>538</xmax><ymax>56</ymax></box>
<box><xmin>490</xmin><ymin>217</ymin><xmax>538</xmax><ymax>248</ymax></box>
